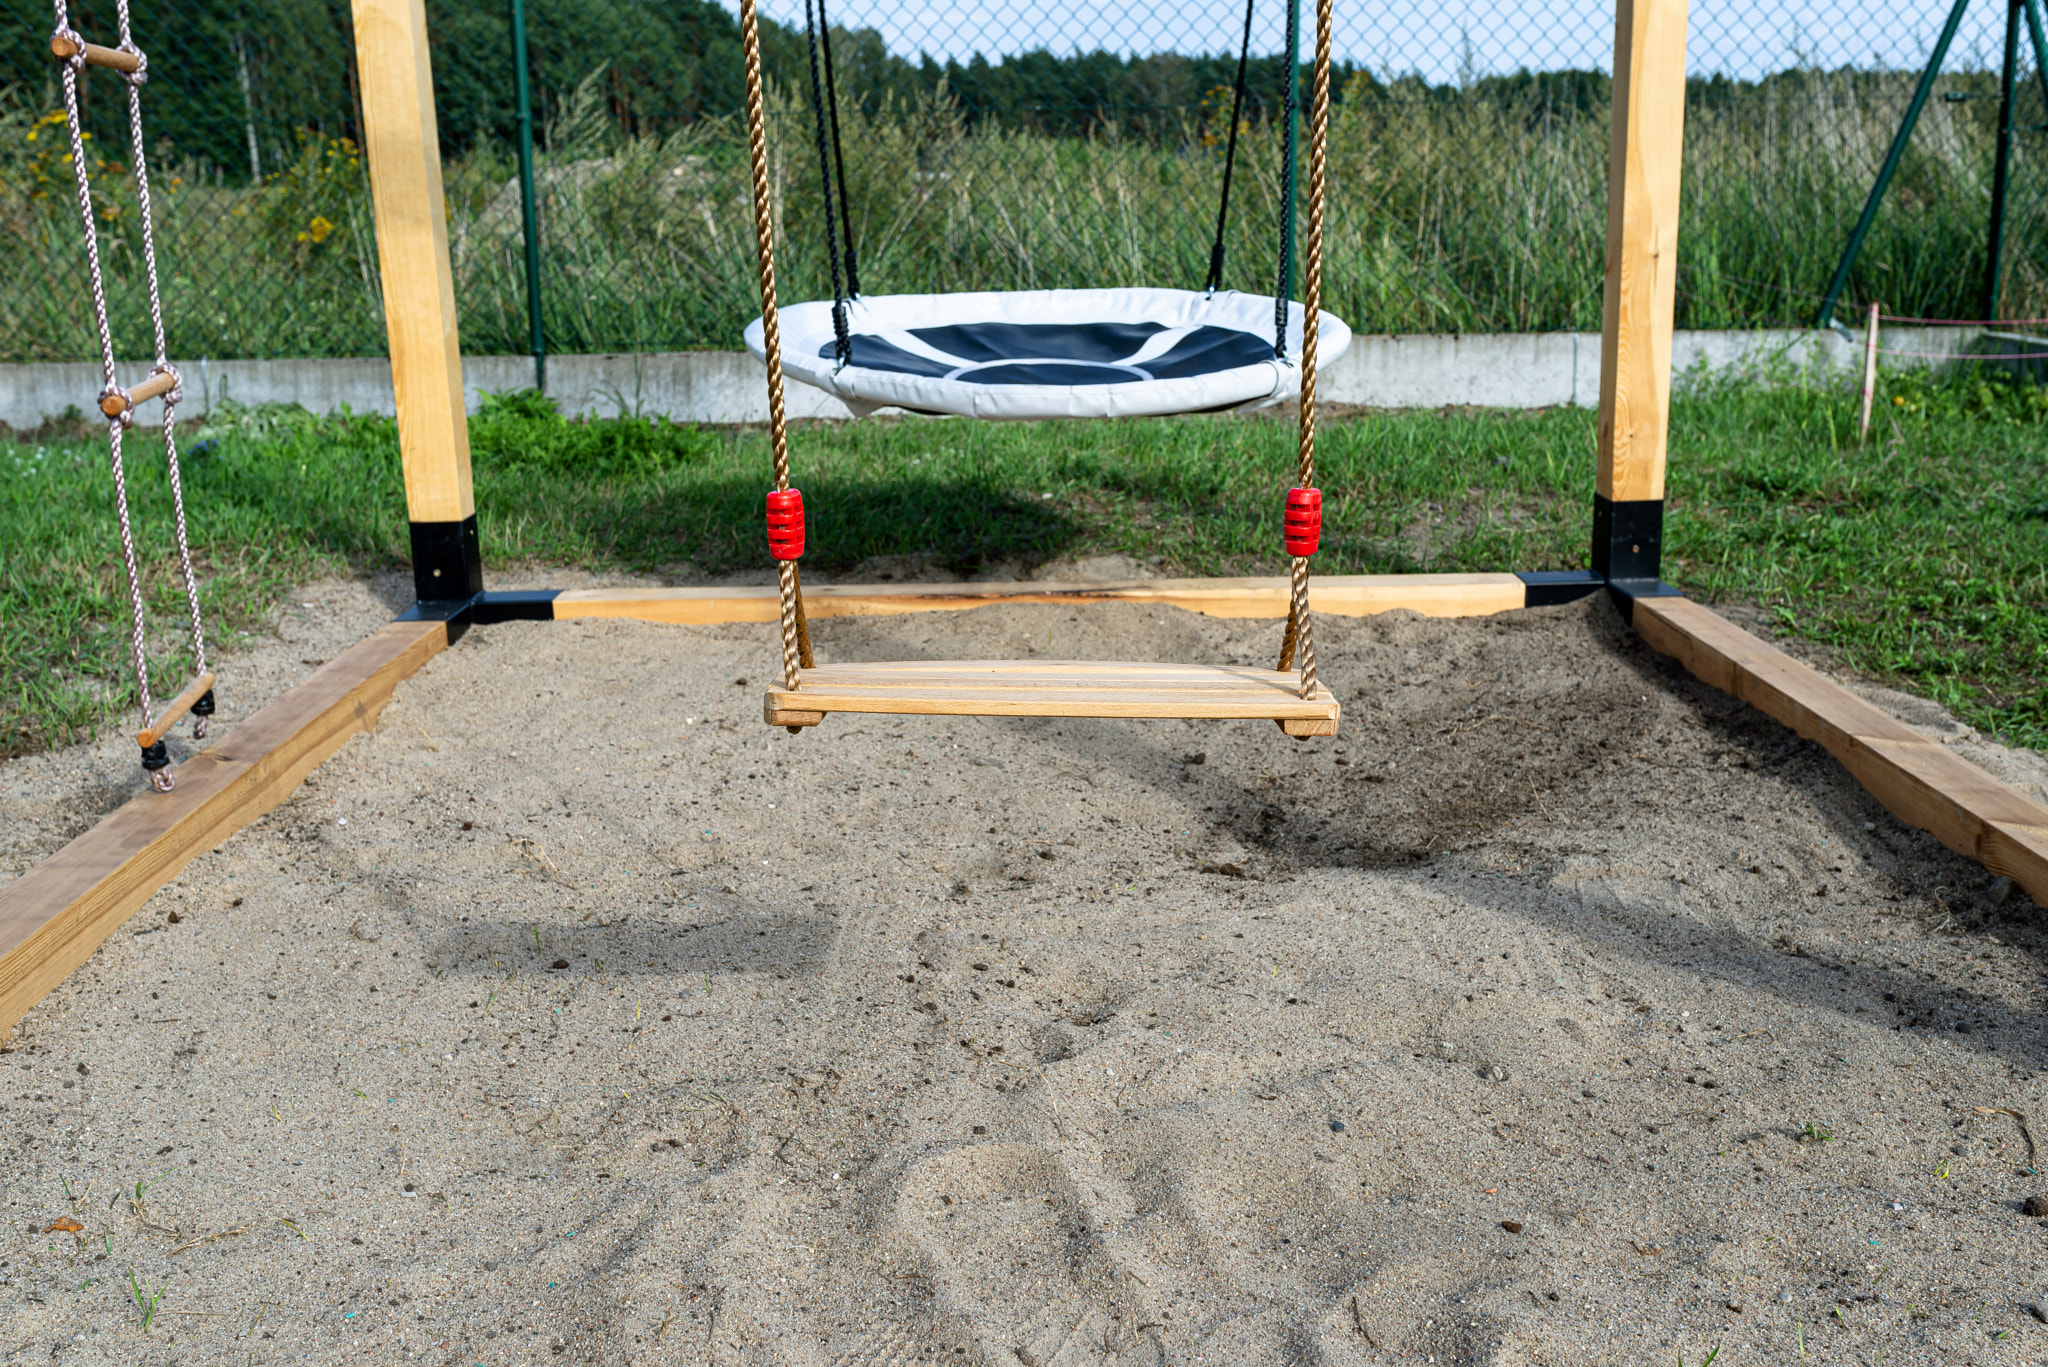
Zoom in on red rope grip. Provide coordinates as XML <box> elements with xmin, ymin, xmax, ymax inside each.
<box><xmin>1283</xmin><ymin>487</ymin><xmax>1321</xmax><ymax>557</ymax></box>
<box><xmin>766</xmin><ymin>488</ymin><xmax>805</xmax><ymax>560</ymax></box>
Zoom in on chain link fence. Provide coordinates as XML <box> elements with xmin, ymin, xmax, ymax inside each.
<box><xmin>0</xmin><ymin>0</ymin><xmax>2040</xmax><ymax>367</ymax></box>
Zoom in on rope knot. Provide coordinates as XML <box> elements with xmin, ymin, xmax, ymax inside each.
<box><xmin>118</xmin><ymin>43</ymin><xmax>147</xmax><ymax>86</ymax></box>
<box><xmin>50</xmin><ymin>26</ymin><xmax>86</xmax><ymax>73</ymax></box>
<box><xmin>151</xmin><ymin>361</ymin><xmax>181</xmax><ymax>407</ymax></box>
<box><xmin>141</xmin><ymin>738</ymin><xmax>174</xmax><ymax>790</ymax></box>
<box><xmin>99</xmin><ymin>384</ymin><xmax>134</xmax><ymax>430</ymax></box>
<box><xmin>829</xmin><ymin>303</ymin><xmax>851</xmax><ymax>371</ymax></box>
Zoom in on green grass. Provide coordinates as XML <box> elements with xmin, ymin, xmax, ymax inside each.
<box><xmin>5</xmin><ymin>368</ymin><xmax>2047</xmax><ymax>760</ymax></box>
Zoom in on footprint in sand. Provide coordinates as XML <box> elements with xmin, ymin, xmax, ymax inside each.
<box><xmin>889</xmin><ymin>1142</ymin><xmax>1159</xmax><ymax>1366</ymax></box>
<box><xmin>830</xmin><ymin>1319</ymin><xmax>942</xmax><ymax>1367</ymax></box>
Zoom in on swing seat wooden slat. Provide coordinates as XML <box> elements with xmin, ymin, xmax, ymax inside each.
<box><xmin>763</xmin><ymin>659</ymin><xmax>1340</xmax><ymax>735</ymax></box>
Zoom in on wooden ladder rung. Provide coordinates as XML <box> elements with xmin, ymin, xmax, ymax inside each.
<box><xmin>50</xmin><ymin>33</ymin><xmax>143</xmax><ymax>74</ymax></box>
<box><xmin>763</xmin><ymin>659</ymin><xmax>1340</xmax><ymax>733</ymax></box>
<box><xmin>99</xmin><ymin>370</ymin><xmax>176</xmax><ymax>418</ymax></box>
<box><xmin>136</xmin><ymin>672</ymin><xmax>214</xmax><ymax>749</ymax></box>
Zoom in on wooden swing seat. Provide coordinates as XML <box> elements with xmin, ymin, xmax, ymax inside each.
<box><xmin>763</xmin><ymin>659</ymin><xmax>1340</xmax><ymax>735</ymax></box>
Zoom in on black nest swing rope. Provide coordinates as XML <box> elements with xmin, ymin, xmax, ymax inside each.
<box><xmin>816</xmin><ymin>0</ymin><xmax>859</xmax><ymax>298</ymax></box>
<box><xmin>1203</xmin><ymin>0</ymin><xmax>1258</xmax><ymax>296</ymax></box>
<box><xmin>802</xmin><ymin>0</ymin><xmax>854</xmax><ymax>365</ymax></box>
<box><xmin>795</xmin><ymin>0</ymin><xmax>1298</xmax><ymax>364</ymax></box>
<box><xmin>1273</xmin><ymin>0</ymin><xmax>1300</xmax><ymax>359</ymax></box>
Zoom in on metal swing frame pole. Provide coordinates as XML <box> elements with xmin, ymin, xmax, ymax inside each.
<box><xmin>510</xmin><ymin>0</ymin><xmax>544</xmax><ymax>392</ymax></box>
<box><xmin>2029</xmin><ymin>0</ymin><xmax>2048</xmax><ymax>104</ymax></box>
<box><xmin>1814</xmin><ymin>0</ymin><xmax>1974</xmax><ymax>332</ymax></box>
<box><xmin>1984</xmin><ymin>0</ymin><xmax>2025</xmax><ymax>320</ymax></box>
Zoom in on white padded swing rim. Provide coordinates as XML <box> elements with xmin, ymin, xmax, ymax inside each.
<box><xmin>744</xmin><ymin>287</ymin><xmax>1352</xmax><ymax>420</ymax></box>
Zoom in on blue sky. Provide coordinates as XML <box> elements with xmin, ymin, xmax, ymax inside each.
<box><xmin>753</xmin><ymin>1</ymin><xmax>2021</xmax><ymax>82</ymax></box>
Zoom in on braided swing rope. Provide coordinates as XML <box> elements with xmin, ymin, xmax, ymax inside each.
<box><xmin>1276</xmin><ymin>0</ymin><xmax>1333</xmax><ymax>702</ymax></box>
<box><xmin>738</xmin><ymin>0</ymin><xmax>811</xmax><ymax>692</ymax></box>
<box><xmin>52</xmin><ymin>0</ymin><xmax>211</xmax><ymax>789</ymax></box>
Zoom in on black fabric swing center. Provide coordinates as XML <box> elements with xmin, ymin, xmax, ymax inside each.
<box><xmin>824</xmin><ymin>319</ymin><xmax>1283</xmax><ymax>388</ymax></box>
<box><xmin>799</xmin><ymin>0</ymin><xmax>1297</xmax><ymax>366</ymax></box>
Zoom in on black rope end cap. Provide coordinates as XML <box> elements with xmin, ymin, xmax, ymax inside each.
<box><xmin>190</xmin><ymin>688</ymin><xmax>215</xmax><ymax>717</ymax></box>
<box><xmin>139</xmin><ymin>739</ymin><xmax>170</xmax><ymax>771</ymax></box>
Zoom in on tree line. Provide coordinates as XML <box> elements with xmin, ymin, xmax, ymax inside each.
<box><xmin>4</xmin><ymin>0</ymin><xmax>1936</xmax><ymax>183</ymax></box>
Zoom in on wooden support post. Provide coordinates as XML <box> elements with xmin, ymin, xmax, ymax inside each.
<box><xmin>1595</xmin><ymin>0</ymin><xmax>1690</xmax><ymax>593</ymax></box>
<box><xmin>350</xmin><ymin>0</ymin><xmax>479</xmax><ymax>604</ymax></box>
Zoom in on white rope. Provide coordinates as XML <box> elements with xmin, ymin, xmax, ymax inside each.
<box><xmin>54</xmin><ymin>0</ymin><xmax>211</xmax><ymax>787</ymax></box>
<box><xmin>117</xmin><ymin>0</ymin><xmax>206</xmax><ymax>698</ymax></box>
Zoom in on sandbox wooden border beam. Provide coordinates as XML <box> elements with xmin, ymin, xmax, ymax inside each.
<box><xmin>544</xmin><ymin>574</ymin><xmax>1540</xmax><ymax>626</ymax></box>
<box><xmin>0</xmin><ymin>621</ymin><xmax>448</xmax><ymax>1034</ymax></box>
<box><xmin>429</xmin><ymin>573</ymin><xmax>1612</xmax><ymax>628</ymax></box>
<box><xmin>1635</xmin><ymin>597</ymin><xmax>2048</xmax><ymax>903</ymax></box>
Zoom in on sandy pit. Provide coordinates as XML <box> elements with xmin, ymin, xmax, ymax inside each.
<box><xmin>4</xmin><ymin>586</ymin><xmax>2048</xmax><ymax>1366</ymax></box>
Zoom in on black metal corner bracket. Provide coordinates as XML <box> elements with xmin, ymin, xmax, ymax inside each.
<box><xmin>1591</xmin><ymin>495</ymin><xmax>1662</xmax><ymax>582</ymax></box>
<box><xmin>1517</xmin><ymin>570</ymin><xmax>1605</xmax><ymax>607</ymax></box>
<box><xmin>1604</xmin><ymin>574</ymin><xmax>1684</xmax><ymax>625</ymax></box>
<box><xmin>395</xmin><ymin>594</ymin><xmax>475</xmax><ymax>645</ymax></box>
<box><xmin>408</xmin><ymin>516</ymin><xmax>485</xmax><ymax>605</ymax></box>
<box><xmin>396</xmin><ymin>589</ymin><xmax>560</xmax><ymax>644</ymax></box>
<box><xmin>1591</xmin><ymin>495</ymin><xmax>1681</xmax><ymax>623</ymax></box>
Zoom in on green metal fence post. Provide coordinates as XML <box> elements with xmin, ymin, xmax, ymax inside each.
<box><xmin>510</xmin><ymin>0</ymin><xmax>545</xmax><ymax>391</ymax></box>
<box><xmin>2026</xmin><ymin>0</ymin><xmax>2048</xmax><ymax>105</ymax></box>
<box><xmin>1985</xmin><ymin>0</ymin><xmax>2024</xmax><ymax>320</ymax></box>
<box><xmin>1814</xmin><ymin>0</ymin><xmax>1974</xmax><ymax>330</ymax></box>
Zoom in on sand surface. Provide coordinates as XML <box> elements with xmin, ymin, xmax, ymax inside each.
<box><xmin>5</xmin><ymin>584</ymin><xmax>2048</xmax><ymax>1366</ymax></box>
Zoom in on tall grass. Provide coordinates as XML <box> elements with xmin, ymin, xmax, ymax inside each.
<box><xmin>0</xmin><ymin>66</ymin><xmax>2040</xmax><ymax>364</ymax></box>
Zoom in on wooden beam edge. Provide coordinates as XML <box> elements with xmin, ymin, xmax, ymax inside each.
<box><xmin>0</xmin><ymin>620</ymin><xmax>448</xmax><ymax>1034</ymax></box>
<box><xmin>1634</xmin><ymin>596</ymin><xmax>2048</xmax><ymax>904</ymax></box>
<box><xmin>759</xmin><ymin>677</ymin><xmax>1342</xmax><ymax>722</ymax></box>
<box><xmin>1983</xmin><ymin>822</ymin><xmax>2048</xmax><ymax>895</ymax></box>
<box><xmin>553</xmin><ymin>574</ymin><xmax>1528</xmax><ymax>626</ymax></box>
